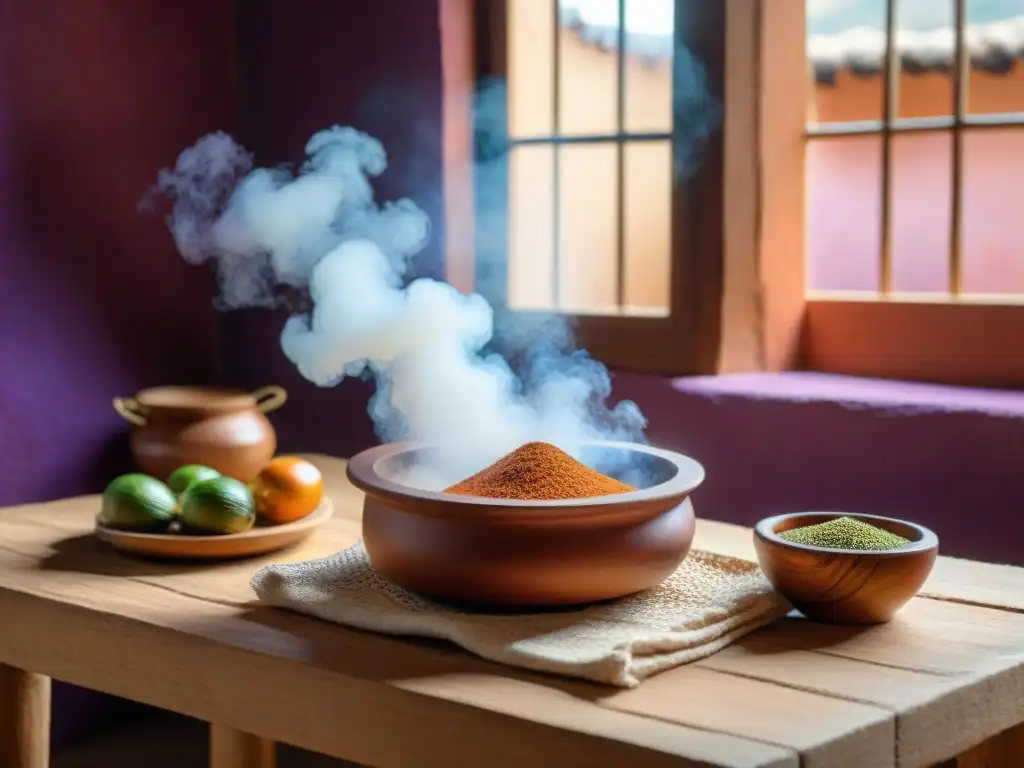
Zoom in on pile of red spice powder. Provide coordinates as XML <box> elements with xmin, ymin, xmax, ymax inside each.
<box><xmin>444</xmin><ymin>442</ymin><xmax>636</xmax><ymax>500</ymax></box>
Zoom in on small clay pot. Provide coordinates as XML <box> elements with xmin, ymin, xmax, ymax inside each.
<box><xmin>346</xmin><ymin>441</ymin><xmax>706</xmax><ymax>607</ymax></box>
<box><xmin>112</xmin><ymin>386</ymin><xmax>287</xmax><ymax>483</ymax></box>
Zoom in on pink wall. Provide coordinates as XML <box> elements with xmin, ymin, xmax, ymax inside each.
<box><xmin>808</xmin><ymin>129</ymin><xmax>1024</xmax><ymax>294</ymax></box>
<box><xmin>808</xmin><ymin>62</ymin><xmax>1024</xmax><ymax>296</ymax></box>
<box><xmin>502</xmin><ymin>27</ymin><xmax>1024</xmax><ymax>303</ymax></box>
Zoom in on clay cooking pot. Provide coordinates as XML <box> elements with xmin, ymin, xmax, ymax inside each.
<box><xmin>113</xmin><ymin>386</ymin><xmax>287</xmax><ymax>482</ymax></box>
<box><xmin>346</xmin><ymin>441</ymin><xmax>706</xmax><ymax>607</ymax></box>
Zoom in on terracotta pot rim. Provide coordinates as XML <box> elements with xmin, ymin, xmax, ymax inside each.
<box><xmin>754</xmin><ymin>511</ymin><xmax>939</xmax><ymax>556</ymax></box>
<box><xmin>347</xmin><ymin>440</ymin><xmax>706</xmax><ymax>520</ymax></box>
<box><xmin>134</xmin><ymin>386</ymin><xmax>257</xmax><ymax>411</ymax></box>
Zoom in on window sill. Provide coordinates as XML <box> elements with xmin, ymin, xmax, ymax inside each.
<box><xmin>803</xmin><ymin>279</ymin><xmax>1024</xmax><ymax>390</ymax></box>
<box><xmin>665</xmin><ymin>371</ymin><xmax>1024</xmax><ymax>418</ymax></box>
<box><xmin>611</xmin><ymin>370</ymin><xmax>1024</xmax><ymax>566</ymax></box>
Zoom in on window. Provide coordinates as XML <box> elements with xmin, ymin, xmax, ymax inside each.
<box><xmin>471</xmin><ymin>0</ymin><xmax>729</xmax><ymax>374</ymax></box>
<box><xmin>803</xmin><ymin>0</ymin><xmax>1024</xmax><ymax>386</ymax></box>
<box><xmin>458</xmin><ymin>0</ymin><xmax>1023</xmax><ymax>386</ymax></box>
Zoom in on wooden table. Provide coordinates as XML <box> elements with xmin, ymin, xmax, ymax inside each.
<box><xmin>2</xmin><ymin>455</ymin><xmax>1024</xmax><ymax>768</ymax></box>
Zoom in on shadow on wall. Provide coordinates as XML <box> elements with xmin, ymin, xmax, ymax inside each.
<box><xmin>0</xmin><ymin>0</ymin><xmax>235</xmax><ymax>507</ymax></box>
<box><xmin>0</xmin><ymin>0</ymin><xmax>237</xmax><ymax>750</ymax></box>
<box><xmin>221</xmin><ymin>0</ymin><xmax>451</xmax><ymax>455</ymax></box>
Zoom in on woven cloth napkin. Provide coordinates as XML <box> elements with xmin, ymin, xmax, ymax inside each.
<box><xmin>251</xmin><ymin>541</ymin><xmax>790</xmax><ymax>688</ymax></box>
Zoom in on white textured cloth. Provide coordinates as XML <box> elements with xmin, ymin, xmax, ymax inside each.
<box><xmin>251</xmin><ymin>541</ymin><xmax>790</xmax><ymax>687</ymax></box>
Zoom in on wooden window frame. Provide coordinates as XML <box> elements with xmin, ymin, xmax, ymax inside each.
<box><xmin>445</xmin><ymin>0</ymin><xmax>754</xmax><ymax>375</ymax></box>
<box><xmin>442</xmin><ymin>0</ymin><xmax>805</xmax><ymax>378</ymax></box>
<box><xmin>444</xmin><ymin>1</ymin><xmax>1024</xmax><ymax>389</ymax></box>
<box><xmin>802</xmin><ymin>0</ymin><xmax>1024</xmax><ymax>389</ymax></box>
<box><xmin>803</xmin><ymin>298</ymin><xmax>1024</xmax><ymax>388</ymax></box>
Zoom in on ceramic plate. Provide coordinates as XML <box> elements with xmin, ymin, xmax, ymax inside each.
<box><xmin>94</xmin><ymin>498</ymin><xmax>333</xmax><ymax>561</ymax></box>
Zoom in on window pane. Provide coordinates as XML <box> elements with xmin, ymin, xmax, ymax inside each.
<box><xmin>558</xmin><ymin>143</ymin><xmax>618</xmax><ymax>312</ymax></box>
<box><xmin>896</xmin><ymin>1</ymin><xmax>954</xmax><ymax>120</ymax></box>
<box><xmin>508</xmin><ymin>0</ymin><xmax>554</xmax><ymax>138</ymax></box>
<box><xmin>891</xmin><ymin>132</ymin><xmax>952</xmax><ymax>292</ymax></box>
<box><xmin>624</xmin><ymin>0</ymin><xmax>674</xmax><ymax>134</ymax></box>
<box><xmin>559</xmin><ymin>0</ymin><xmax>618</xmax><ymax>136</ymax></box>
<box><xmin>966</xmin><ymin>0</ymin><xmax>1024</xmax><ymax>115</ymax></box>
<box><xmin>962</xmin><ymin>128</ymin><xmax>1024</xmax><ymax>293</ymax></box>
<box><xmin>806</xmin><ymin>0</ymin><xmax>886</xmax><ymax>124</ymax></box>
<box><xmin>508</xmin><ymin>146</ymin><xmax>555</xmax><ymax>310</ymax></box>
<box><xmin>806</xmin><ymin>135</ymin><xmax>882</xmax><ymax>292</ymax></box>
<box><xmin>624</xmin><ymin>141</ymin><xmax>671</xmax><ymax>315</ymax></box>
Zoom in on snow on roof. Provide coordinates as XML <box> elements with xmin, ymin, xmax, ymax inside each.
<box><xmin>809</xmin><ymin>16</ymin><xmax>1024</xmax><ymax>81</ymax></box>
<box><xmin>559</xmin><ymin>1</ymin><xmax>1024</xmax><ymax>81</ymax></box>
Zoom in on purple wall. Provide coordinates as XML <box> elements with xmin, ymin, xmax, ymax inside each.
<box><xmin>614</xmin><ymin>372</ymin><xmax>1024</xmax><ymax>567</ymax></box>
<box><xmin>0</xmin><ymin>0</ymin><xmax>446</xmax><ymax>747</ymax></box>
<box><xmin>0</xmin><ymin>0</ymin><xmax>236</xmax><ymax>746</ymax></box>
<box><xmin>0</xmin><ymin>0</ymin><xmax>236</xmax><ymax>506</ymax></box>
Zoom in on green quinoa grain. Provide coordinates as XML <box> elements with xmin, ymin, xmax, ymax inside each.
<box><xmin>778</xmin><ymin>517</ymin><xmax>909</xmax><ymax>551</ymax></box>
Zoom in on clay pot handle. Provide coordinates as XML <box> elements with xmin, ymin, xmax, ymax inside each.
<box><xmin>112</xmin><ymin>397</ymin><xmax>147</xmax><ymax>427</ymax></box>
<box><xmin>252</xmin><ymin>385</ymin><xmax>288</xmax><ymax>414</ymax></box>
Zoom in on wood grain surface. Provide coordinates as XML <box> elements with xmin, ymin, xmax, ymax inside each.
<box><xmin>210</xmin><ymin>723</ymin><xmax>276</xmax><ymax>768</ymax></box>
<box><xmin>1</xmin><ymin>454</ymin><xmax>1023</xmax><ymax>768</ymax></box>
<box><xmin>0</xmin><ymin>663</ymin><xmax>49</xmax><ymax>768</ymax></box>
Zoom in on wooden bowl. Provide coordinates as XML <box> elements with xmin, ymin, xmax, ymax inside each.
<box><xmin>753</xmin><ymin>512</ymin><xmax>939</xmax><ymax>624</ymax></box>
<box><xmin>94</xmin><ymin>499</ymin><xmax>333</xmax><ymax>562</ymax></box>
<box><xmin>346</xmin><ymin>441</ymin><xmax>706</xmax><ymax>607</ymax></box>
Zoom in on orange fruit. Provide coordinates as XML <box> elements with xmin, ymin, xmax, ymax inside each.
<box><xmin>250</xmin><ymin>456</ymin><xmax>324</xmax><ymax>524</ymax></box>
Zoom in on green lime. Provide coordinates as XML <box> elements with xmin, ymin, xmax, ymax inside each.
<box><xmin>100</xmin><ymin>474</ymin><xmax>177</xmax><ymax>531</ymax></box>
<box><xmin>180</xmin><ymin>476</ymin><xmax>256</xmax><ymax>535</ymax></box>
<box><xmin>167</xmin><ymin>464</ymin><xmax>221</xmax><ymax>495</ymax></box>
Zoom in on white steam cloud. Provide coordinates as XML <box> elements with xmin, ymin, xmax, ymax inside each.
<box><xmin>149</xmin><ymin>126</ymin><xmax>646</xmax><ymax>488</ymax></box>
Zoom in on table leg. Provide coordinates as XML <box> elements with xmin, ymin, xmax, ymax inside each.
<box><xmin>957</xmin><ymin>722</ymin><xmax>1024</xmax><ymax>768</ymax></box>
<box><xmin>0</xmin><ymin>664</ymin><xmax>50</xmax><ymax>768</ymax></box>
<box><xmin>210</xmin><ymin>723</ymin><xmax>276</xmax><ymax>768</ymax></box>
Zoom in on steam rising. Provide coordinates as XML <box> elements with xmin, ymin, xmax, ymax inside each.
<box><xmin>149</xmin><ymin>42</ymin><xmax>719</xmax><ymax>489</ymax></box>
<box><xmin>151</xmin><ymin>127</ymin><xmax>644</xmax><ymax>487</ymax></box>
